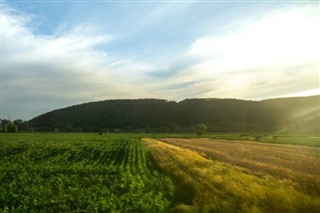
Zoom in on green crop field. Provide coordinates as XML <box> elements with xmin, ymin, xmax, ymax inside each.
<box><xmin>1</xmin><ymin>133</ymin><xmax>320</xmax><ymax>212</ymax></box>
<box><xmin>0</xmin><ymin>133</ymin><xmax>174</xmax><ymax>212</ymax></box>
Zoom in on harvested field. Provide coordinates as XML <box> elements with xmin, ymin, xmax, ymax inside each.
<box><xmin>144</xmin><ymin>138</ymin><xmax>320</xmax><ymax>212</ymax></box>
<box><xmin>159</xmin><ymin>138</ymin><xmax>320</xmax><ymax>195</ymax></box>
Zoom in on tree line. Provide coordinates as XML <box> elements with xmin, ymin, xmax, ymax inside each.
<box><xmin>26</xmin><ymin>96</ymin><xmax>319</xmax><ymax>133</ymax></box>
<box><xmin>0</xmin><ymin>119</ymin><xmax>31</xmax><ymax>133</ymax></box>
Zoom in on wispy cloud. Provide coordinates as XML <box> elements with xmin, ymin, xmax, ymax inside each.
<box><xmin>189</xmin><ymin>6</ymin><xmax>318</xmax><ymax>69</ymax></box>
<box><xmin>1</xmin><ymin>6</ymin><xmax>156</xmax><ymax>119</ymax></box>
<box><xmin>181</xmin><ymin>5</ymin><xmax>319</xmax><ymax>99</ymax></box>
<box><xmin>1</xmin><ymin>3</ymin><xmax>319</xmax><ymax>120</ymax></box>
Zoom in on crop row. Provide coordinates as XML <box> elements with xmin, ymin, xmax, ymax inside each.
<box><xmin>0</xmin><ymin>134</ymin><xmax>174</xmax><ymax>212</ymax></box>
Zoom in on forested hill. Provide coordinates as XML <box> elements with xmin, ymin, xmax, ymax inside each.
<box><xmin>28</xmin><ymin>96</ymin><xmax>319</xmax><ymax>132</ymax></box>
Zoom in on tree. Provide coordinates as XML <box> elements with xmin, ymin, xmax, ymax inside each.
<box><xmin>195</xmin><ymin>123</ymin><xmax>208</xmax><ymax>135</ymax></box>
<box><xmin>0</xmin><ymin>119</ymin><xmax>10</xmax><ymax>132</ymax></box>
<box><xmin>13</xmin><ymin>119</ymin><xmax>23</xmax><ymax>126</ymax></box>
<box><xmin>7</xmin><ymin>123</ymin><xmax>18</xmax><ymax>133</ymax></box>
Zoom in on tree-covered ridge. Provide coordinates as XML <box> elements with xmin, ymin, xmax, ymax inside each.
<box><xmin>27</xmin><ymin>96</ymin><xmax>319</xmax><ymax>132</ymax></box>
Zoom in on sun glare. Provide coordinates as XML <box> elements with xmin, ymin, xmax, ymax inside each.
<box><xmin>289</xmin><ymin>89</ymin><xmax>320</xmax><ymax>98</ymax></box>
<box><xmin>190</xmin><ymin>6</ymin><xmax>319</xmax><ymax>72</ymax></box>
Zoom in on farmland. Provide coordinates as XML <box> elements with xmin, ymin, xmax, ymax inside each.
<box><xmin>1</xmin><ymin>133</ymin><xmax>320</xmax><ymax>212</ymax></box>
<box><xmin>159</xmin><ymin>138</ymin><xmax>320</xmax><ymax>195</ymax></box>
<box><xmin>0</xmin><ymin>134</ymin><xmax>174</xmax><ymax>212</ymax></box>
<box><xmin>145</xmin><ymin>138</ymin><xmax>320</xmax><ymax>212</ymax></box>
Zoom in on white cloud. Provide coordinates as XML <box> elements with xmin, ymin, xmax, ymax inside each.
<box><xmin>1</xmin><ymin>7</ymin><xmax>157</xmax><ymax>119</ymax></box>
<box><xmin>183</xmin><ymin>5</ymin><xmax>319</xmax><ymax>99</ymax></box>
<box><xmin>2</xmin><ymin>9</ymin><xmax>112</xmax><ymax>63</ymax></box>
<box><xmin>190</xmin><ymin>6</ymin><xmax>319</xmax><ymax>70</ymax></box>
<box><xmin>1</xmin><ymin>4</ymin><xmax>319</xmax><ymax>119</ymax></box>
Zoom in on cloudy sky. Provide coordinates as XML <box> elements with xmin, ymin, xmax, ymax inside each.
<box><xmin>1</xmin><ymin>0</ymin><xmax>319</xmax><ymax>120</ymax></box>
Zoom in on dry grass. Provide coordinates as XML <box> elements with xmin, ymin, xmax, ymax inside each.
<box><xmin>144</xmin><ymin>138</ymin><xmax>320</xmax><ymax>213</ymax></box>
<box><xmin>159</xmin><ymin>138</ymin><xmax>320</xmax><ymax>195</ymax></box>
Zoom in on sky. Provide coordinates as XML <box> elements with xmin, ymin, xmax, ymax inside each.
<box><xmin>1</xmin><ymin>0</ymin><xmax>319</xmax><ymax>120</ymax></box>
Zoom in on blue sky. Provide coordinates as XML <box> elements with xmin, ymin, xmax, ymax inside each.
<box><xmin>1</xmin><ymin>0</ymin><xmax>319</xmax><ymax>120</ymax></box>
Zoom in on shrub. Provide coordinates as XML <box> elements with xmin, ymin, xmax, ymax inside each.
<box><xmin>6</xmin><ymin>124</ymin><xmax>18</xmax><ymax>133</ymax></box>
<box><xmin>195</xmin><ymin>123</ymin><xmax>208</xmax><ymax>135</ymax></box>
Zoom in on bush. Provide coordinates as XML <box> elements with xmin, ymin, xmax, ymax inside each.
<box><xmin>6</xmin><ymin>124</ymin><xmax>18</xmax><ymax>133</ymax></box>
<box><xmin>195</xmin><ymin>123</ymin><xmax>208</xmax><ymax>135</ymax></box>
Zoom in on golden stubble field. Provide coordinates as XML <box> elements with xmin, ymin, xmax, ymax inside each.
<box><xmin>158</xmin><ymin>138</ymin><xmax>320</xmax><ymax>195</ymax></box>
<box><xmin>144</xmin><ymin>138</ymin><xmax>320</xmax><ymax>212</ymax></box>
